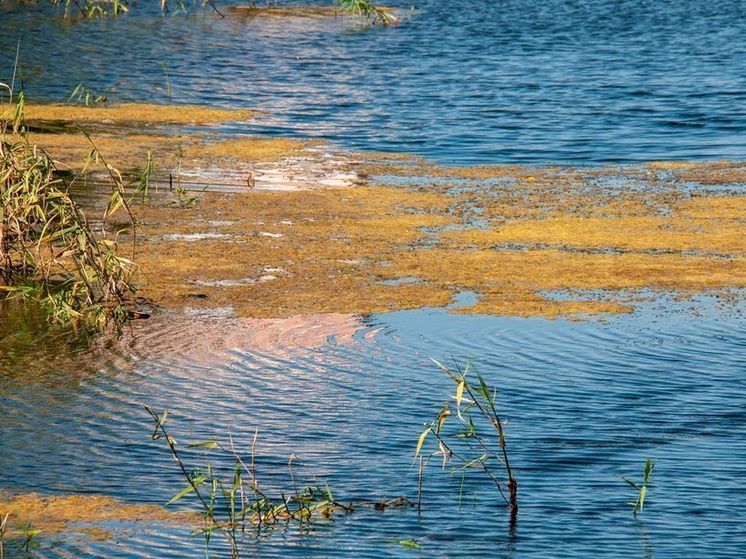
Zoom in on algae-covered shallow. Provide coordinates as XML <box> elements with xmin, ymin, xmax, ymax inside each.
<box><xmin>2</xmin><ymin>1</ymin><xmax>746</xmax><ymax>557</ymax></box>
<box><xmin>131</xmin><ymin>161</ymin><xmax>745</xmax><ymax>319</ymax></box>
<box><xmin>16</xmin><ymin>103</ymin><xmax>253</xmax><ymax>127</ymax></box>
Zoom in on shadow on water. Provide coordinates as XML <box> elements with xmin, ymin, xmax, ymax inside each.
<box><xmin>0</xmin><ymin>299</ymin><xmax>108</xmax><ymax>385</ymax></box>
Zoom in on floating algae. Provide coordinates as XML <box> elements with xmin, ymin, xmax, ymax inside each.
<box><xmin>5</xmin><ymin>106</ymin><xmax>743</xmax><ymax>320</ymax></box>
<box><xmin>130</xmin><ymin>160</ymin><xmax>745</xmax><ymax>319</ymax></box>
<box><xmin>0</xmin><ymin>492</ymin><xmax>196</xmax><ymax>540</ymax></box>
<box><xmin>15</xmin><ymin>103</ymin><xmax>253</xmax><ymax>127</ymax></box>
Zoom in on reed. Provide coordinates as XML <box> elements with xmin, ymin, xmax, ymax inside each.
<box><xmin>34</xmin><ymin>0</ymin><xmax>394</xmax><ymax>23</ymax></box>
<box><xmin>0</xmin><ymin>513</ymin><xmax>7</xmax><ymax>559</ymax></box>
<box><xmin>1</xmin><ymin>85</ymin><xmax>139</xmax><ymax>329</ymax></box>
<box><xmin>68</xmin><ymin>83</ymin><xmax>107</xmax><ymax>106</ymax></box>
<box><xmin>623</xmin><ymin>458</ymin><xmax>655</xmax><ymax>517</ymax></box>
<box><xmin>415</xmin><ymin>359</ymin><xmax>518</xmax><ymax>523</ymax></box>
<box><xmin>145</xmin><ymin>406</ymin><xmax>413</xmax><ymax>558</ymax></box>
<box><xmin>335</xmin><ymin>0</ymin><xmax>397</xmax><ymax>25</ymax></box>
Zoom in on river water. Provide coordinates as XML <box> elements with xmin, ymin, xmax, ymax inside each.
<box><xmin>1</xmin><ymin>1</ymin><xmax>746</xmax><ymax>558</ymax></box>
<box><xmin>3</xmin><ymin>0</ymin><xmax>746</xmax><ymax>164</ymax></box>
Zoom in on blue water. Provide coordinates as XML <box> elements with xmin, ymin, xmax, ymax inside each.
<box><xmin>2</xmin><ymin>0</ymin><xmax>746</xmax><ymax>164</ymax></box>
<box><xmin>1</xmin><ymin>297</ymin><xmax>746</xmax><ymax>558</ymax></box>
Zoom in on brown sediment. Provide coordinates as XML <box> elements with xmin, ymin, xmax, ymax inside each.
<box><xmin>14</xmin><ymin>103</ymin><xmax>253</xmax><ymax>127</ymax></box>
<box><xmin>0</xmin><ymin>493</ymin><xmax>196</xmax><ymax>539</ymax></box>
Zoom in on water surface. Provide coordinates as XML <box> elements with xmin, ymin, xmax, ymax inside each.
<box><xmin>1</xmin><ymin>297</ymin><xmax>745</xmax><ymax>557</ymax></box>
<box><xmin>2</xmin><ymin>0</ymin><xmax>746</xmax><ymax>164</ymax></box>
<box><xmin>1</xmin><ymin>1</ymin><xmax>745</xmax><ymax>557</ymax></box>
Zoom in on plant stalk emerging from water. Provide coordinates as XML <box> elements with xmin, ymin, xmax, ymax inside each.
<box><xmin>145</xmin><ymin>406</ymin><xmax>413</xmax><ymax>558</ymax></box>
<box><xmin>415</xmin><ymin>359</ymin><xmax>518</xmax><ymax>522</ymax></box>
<box><xmin>624</xmin><ymin>458</ymin><xmax>655</xmax><ymax>517</ymax></box>
<box><xmin>335</xmin><ymin>0</ymin><xmax>397</xmax><ymax>25</ymax></box>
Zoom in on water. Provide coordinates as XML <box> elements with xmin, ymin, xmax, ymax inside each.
<box><xmin>1</xmin><ymin>1</ymin><xmax>746</xmax><ymax>557</ymax></box>
<box><xmin>2</xmin><ymin>1</ymin><xmax>746</xmax><ymax>165</ymax></box>
<box><xmin>1</xmin><ymin>297</ymin><xmax>746</xmax><ymax>557</ymax></box>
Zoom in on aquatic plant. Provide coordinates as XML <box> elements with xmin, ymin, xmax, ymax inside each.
<box><xmin>145</xmin><ymin>406</ymin><xmax>413</xmax><ymax>558</ymax></box>
<box><xmin>1</xmin><ymin>87</ymin><xmax>139</xmax><ymax>329</ymax></box>
<box><xmin>68</xmin><ymin>83</ymin><xmax>107</xmax><ymax>106</ymax></box>
<box><xmin>0</xmin><ymin>513</ymin><xmax>7</xmax><ymax>559</ymax></box>
<box><xmin>162</xmin><ymin>60</ymin><xmax>173</xmax><ymax>99</ymax></box>
<box><xmin>396</xmin><ymin>538</ymin><xmax>422</xmax><ymax>549</ymax></box>
<box><xmin>415</xmin><ymin>359</ymin><xmax>518</xmax><ymax>521</ymax></box>
<box><xmin>20</xmin><ymin>523</ymin><xmax>40</xmax><ymax>552</ymax></box>
<box><xmin>0</xmin><ymin>140</ymin><xmax>139</xmax><ymax>328</ymax></box>
<box><xmin>32</xmin><ymin>0</ymin><xmax>395</xmax><ymax>23</ymax></box>
<box><xmin>335</xmin><ymin>0</ymin><xmax>397</xmax><ymax>25</ymax></box>
<box><xmin>623</xmin><ymin>458</ymin><xmax>655</xmax><ymax>517</ymax></box>
<box><xmin>43</xmin><ymin>0</ymin><xmax>218</xmax><ymax>18</ymax></box>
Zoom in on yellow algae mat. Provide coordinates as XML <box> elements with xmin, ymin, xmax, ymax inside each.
<box><xmin>4</xmin><ymin>103</ymin><xmax>307</xmax><ymax>174</ymax></box>
<box><xmin>5</xmin><ymin>104</ymin><xmax>745</xmax><ymax>319</ymax></box>
<box><xmin>133</xmin><ymin>162</ymin><xmax>745</xmax><ymax>319</ymax></box>
<box><xmin>0</xmin><ymin>493</ymin><xmax>196</xmax><ymax>540</ymax></box>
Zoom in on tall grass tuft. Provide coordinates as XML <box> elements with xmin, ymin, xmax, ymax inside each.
<box><xmin>1</xmin><ymin>82</ymin><xmax>139</xmax><ymax>330</ymax></box>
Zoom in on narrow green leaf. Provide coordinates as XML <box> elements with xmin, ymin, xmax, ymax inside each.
<box><xmin>165</xmin><ymin>476</ymin><xmax>205</xmax><ymax>505</ymax></box>
<box><xmin>186</xmin><ymin>441</ymin><xmax>219</xmax><ymax>449</ymax></box>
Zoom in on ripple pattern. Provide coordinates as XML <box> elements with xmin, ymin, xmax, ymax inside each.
<box><xmin>1</xmin><ymin>296</ymin><xmax>745</xmax><ymax>557</ymax></box>
<box><xmin>2</xmin><ymin>1</ymin><xmax>746</xmax><ymax>164</ymax></box>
